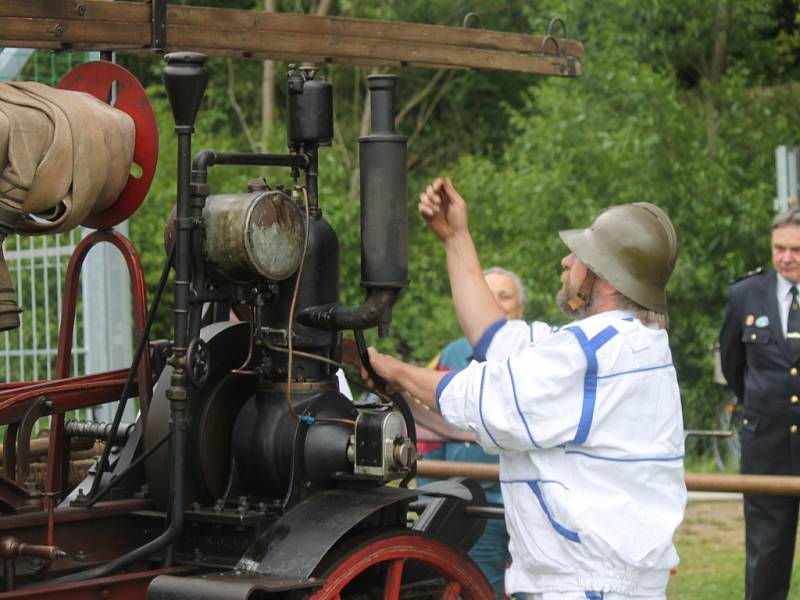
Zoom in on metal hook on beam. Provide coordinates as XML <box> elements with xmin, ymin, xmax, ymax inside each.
<box><xmin>462</xmin><ymin>12</ymin><xmax>483</xmax><ymax>29</ymax></box>
<box><xmin>546</xmin><ymin>17</ymin><xmax>567</xmax><ymax>39</ymax></box>
<box><xmin>540</xmin><ymin>35</ymin><xmax>562</xmax><ymax>58</ymax></box>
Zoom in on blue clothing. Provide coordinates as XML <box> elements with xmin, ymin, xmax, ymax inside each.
<box><xmin>429</xmin><ymin>337</ymin><xmax>508</xmax><ymax>596</ymax></box>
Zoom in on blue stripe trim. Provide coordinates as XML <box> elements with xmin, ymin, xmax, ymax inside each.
<box><xmin>527</xmin><ymin>481</ymin><xmax>581</xmax><ymax>543</ymax></box>
<box><xmin>564</xmin><ymin>325</ymin><xmax>618</xmax><ymax>444</ymax></box>
<box><xmin>478</xmin><ymin>365</ymin><xmax>504</xmax><ymax>449</ymax></box>
<box><xmin>500</xmin><ymin>477</ymin><xmax>569</xmax><ymax>491</ymax></box>
<box><xmin>597</xmin><ymin>363</ymin><xmax>674</xmax><ymax>379</ymax></box>
<box><xmin>529</xmin><ymin>322</ymin><xmax>535</xmax><ymax>343</ymax></box>
<box><xmin>434</xmin><ymin>370</ymin><xmax>458</xmax><ymax>410</ymax></box>
<box><xmin>473</xmin><ymin>318</ymin><xmax>507</xmax><ymax>361</ymax></box>
<box><xmin>566</xmin><ymin>449</ymin><xmax>685</xmax><ymax>462</ymax></box>
<box><xmin>506</xmin><ymin>359</ymin><xmax>540</xmax><ymax>448</ymax></box>
<box><xmin>586</xmin><ymin>592</ymin><xmax>604</xmax><ymax>600</ymax></box>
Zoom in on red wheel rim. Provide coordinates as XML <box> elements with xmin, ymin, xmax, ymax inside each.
<box><xmin>57</xmin><ymin>61</ymin><xmax>158</xmax><ymax>229</ymax></box>
<box><xmin>311</xmin><ymin>533</ymin><xmax>494</xmax><ymax>600</ymax></box>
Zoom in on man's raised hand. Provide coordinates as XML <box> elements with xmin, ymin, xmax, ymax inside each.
<box><xmin>418</xmin><ymin>177</ymin><xmax>469</xmax><ymax>242</ymax></box>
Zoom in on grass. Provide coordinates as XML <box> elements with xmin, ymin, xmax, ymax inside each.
<box><xmin>668</xmin><ymin>498</ymin><xmax>800</xmax><ymax>599</ymax></box>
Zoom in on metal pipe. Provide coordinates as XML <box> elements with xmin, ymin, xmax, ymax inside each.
<box><xmin>191</xmin><ymin>150</ymin><xmax>310</xmax><ymax>173</ymax></box>
<box><xmin>173</xmin><ymin>128</ymin><xmax>192</xmax><ymax>353</ymax></box>
<box><xmin>296</xmin><ymin>288</ymin><xmax>395</xmax><ymax>331</ymax></box>
<box><xmin>296</xmin><ymin>74</ymin><xmax>407</xmax><ymax>336</ymax></box>
<box><xmin>0</xmin><ymin>537</ymin><xmax>65</xmax><ymax>591</ymax></box>
<box><xmin>416</xmin><ymin>459</ymin><xmax>800</xmax><ymax>496</ymax></box>
<box><xmin>44</xmin><ymin>52</ymin><xmax>209</xmax><ymax>586</ymax></box>
<box><xmin>64</xmin><ymin>420</ymin><xmax>135</xmax><ymax>446</ymax></box>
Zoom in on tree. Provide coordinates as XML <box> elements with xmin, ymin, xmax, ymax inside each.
<box><xmin>119</xmin><ymin>0</ymin><xmax>800</xmax><ymax>455</ymax></box>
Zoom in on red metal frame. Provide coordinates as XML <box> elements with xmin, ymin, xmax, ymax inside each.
<box><xmin>44</xmin><ymin>230</ymin><xmax>150</xmax><ymax>545</ymax></box>
<box><xmin>0</xmin><ymin>369</ymin><xmax>133</xmax><ymax>427</ymax></box>
<box><xmin>56</xmin><ymin>61</ymin><xmax>159</xmax><ymax>230</ymax></box>
<box><xmin>0</xmin><ymin>231</ymin><xmax>149</xmax><ymax>545</ymax></box>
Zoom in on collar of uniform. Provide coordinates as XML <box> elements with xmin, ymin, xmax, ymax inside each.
<box><xmin>777</xmin><ymin>272</ymin><xmax>796</xmax><ymax>300</ymax></box>
<box><xmin>597</xmin><ymin>308</ymin><xmax>637</xmax><ymax>320</ymax></box>
<box><xmin>577</xmin><ymin>309</ymin><xmax>637</xmax><ymax>326</ymax></box>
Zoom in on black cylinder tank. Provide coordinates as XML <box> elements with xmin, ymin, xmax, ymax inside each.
<box><xmin>264</xmin><ymin>211</ymin><xmax>340</xmax><ymax>381</ymax></box>
<box><xmin>359</xmin><ymin>75</ymin><xmax>408</xmax><ymax>290</ymax></box>
<box><xmin>232</xmin><ymin>386</ymin><xmax>355</xmax><ymax>498</ymax></box>
<box><xmin>287</xmin><ymin>72</ymin><xmax>333</xmax><ymax>148</ymax></box>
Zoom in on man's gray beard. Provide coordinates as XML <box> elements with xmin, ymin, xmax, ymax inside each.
<box><xmin>556</xmin><ymin>285</ymin><xmax>588</xmax><ymax>321</ymax></box>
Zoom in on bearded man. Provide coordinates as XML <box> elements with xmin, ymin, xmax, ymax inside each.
<box><xmin>365</xmin><ymin>178</ymin><xmax>686</xmax><ymax>600</ymax></box>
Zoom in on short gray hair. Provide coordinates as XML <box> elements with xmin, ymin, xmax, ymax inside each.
<box><xmin>772</xmin><ymin>208</ymin><xmax>800</xmax><ymax>230</ymax></box>
<box><xmin>483</xmin><ymin>266</ymin><xmax>527</xmax><ymax>308</ymax></box>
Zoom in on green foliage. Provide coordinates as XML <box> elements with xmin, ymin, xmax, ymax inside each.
<box><xmin>115</xmin><ymin>1</ymin><xmax>800</xmax><ymax>452</ymax></box>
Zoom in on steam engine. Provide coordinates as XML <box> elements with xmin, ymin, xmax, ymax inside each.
<box><xmin>0</xmin><ymin>53</ymin><xmax>491</xmax><ymax>599</ymax></box>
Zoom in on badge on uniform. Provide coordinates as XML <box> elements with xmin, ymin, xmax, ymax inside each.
<box><xmin>755</xmin><ymin>315</ymin><xmax>770</xmax><ymax>328</ymax></box>
<box><xmin>745</xmin><ymin>314</ymin><xmax>755</xmax><ymax>326</ymax></box>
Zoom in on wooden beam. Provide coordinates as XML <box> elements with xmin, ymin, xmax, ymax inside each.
<box><xmin>0</xmin><ymin>17</ymin><xmax>148</xmax><ymax>47</ymax></box>
<box><xmin>0</xmin><ymin>1</ymin><xmax>583</xmax><ymax>77</ymax></box>
<box><xmin>417</xmin><ymin>459</ymin><xmax>800</xmax><ymax>497</ymax></box>
<box><xmin>163</xmin><ymin>4</ymin><xmax>584</xmax><ymax>59</ymax></box>
<box><xmin>166</xmin><ymin>25</ymin><xmax>580</xmax><ymax>76</ymax></box>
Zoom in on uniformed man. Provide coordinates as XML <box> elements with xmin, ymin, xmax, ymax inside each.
<box><xmin>719</xmin><ymin>207</ymin><xmax>800</xmax><ymax>600</ymax></box>
<box><xmin>365</xmin><ymin>178</ymin><xmax>686</xmax><ymax>600</ymax></box>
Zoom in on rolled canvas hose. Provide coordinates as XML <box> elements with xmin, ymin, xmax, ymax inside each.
<box><xmin>0</xmin><ymin>82</ymin><xmax>135</xmax><ymax>330</ymax></box>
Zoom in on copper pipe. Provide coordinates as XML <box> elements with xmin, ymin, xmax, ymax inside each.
<box><xmin>0</xmin><ymin>437</ymin><xmax>93</xmax><ymax>463</ymax></box>
<box><xmin>417</xmin><ymin>460</ymin><xmax>499</xmax><ymax>482</ymax></box>
<box><xmin>416</xmin><ymin>459</ymin><xmax>800</xmax><ymax>497</ymax></box>
<box><xmin>0</xmin><ymin>536</ymin><xmax>66</xmax><ymax>561</ymax></box>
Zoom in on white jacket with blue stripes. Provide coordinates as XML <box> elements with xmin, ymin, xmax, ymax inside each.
<box><xmin>434</xmin><ymin>310</ymin><xmax>686</xmax><ymax>596</ymax></box>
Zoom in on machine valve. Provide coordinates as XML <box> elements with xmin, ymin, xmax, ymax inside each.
<box><xmin>353</xmin><ymin>409</ymin><xmax>416</xmax><ymax>479</ymax></box>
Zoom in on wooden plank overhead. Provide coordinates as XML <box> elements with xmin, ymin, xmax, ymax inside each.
<box><xmin>0</xmin><ymin>1</ymin><xmax>583</xmax><ymax>77</ymax></box>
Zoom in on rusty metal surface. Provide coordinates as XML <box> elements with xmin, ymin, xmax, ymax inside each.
<box><xmin>6</xmin><ymin>566</ymin><xmax>192</xmax><ymax>599</ymax></box>
<box><xmin>0</xmin><ymin>500</ymin><xmax>158</xmax><ymax>583</ymax></box>
<box><xmin>0</xmin><ymin>477</ymin><xmax>41</xmax><ymax>514</ymax></box>
<box><xmin>417</xmin><ymin>459</ymin><xmax>800</xmax><ymax>496</ymax></box>
<box><xmin>0</xmin><ymin>536</ymin><xmax>65</xmax><ymax>560</ymax></box>
<box><xmin>203</xmin><ymin>190</ymin><xmax>305</xmax><ymax>282</ymax></box>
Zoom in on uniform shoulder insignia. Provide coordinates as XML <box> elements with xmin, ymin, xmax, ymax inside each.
<box><xmin>731</xmin><ymin>266</ymin><xmax>765</xmax><ymax>284</ymax></box>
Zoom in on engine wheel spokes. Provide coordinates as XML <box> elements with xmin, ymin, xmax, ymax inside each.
<box><xmin>311</xmin><ymin>532</ymin><xmax>493</xmax><ymax>600</ymax></box>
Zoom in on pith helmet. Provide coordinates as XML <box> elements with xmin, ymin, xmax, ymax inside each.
<box><xmin>558</xmin><ymin>203</ymin><xmax>678</xmax><ymax>312</ymax></box>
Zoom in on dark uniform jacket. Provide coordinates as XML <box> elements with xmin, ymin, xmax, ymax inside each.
<box><xmin>719</xmin><ymin>268</ymin><xmax>800</xmax><ymax>476</ymax></box>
